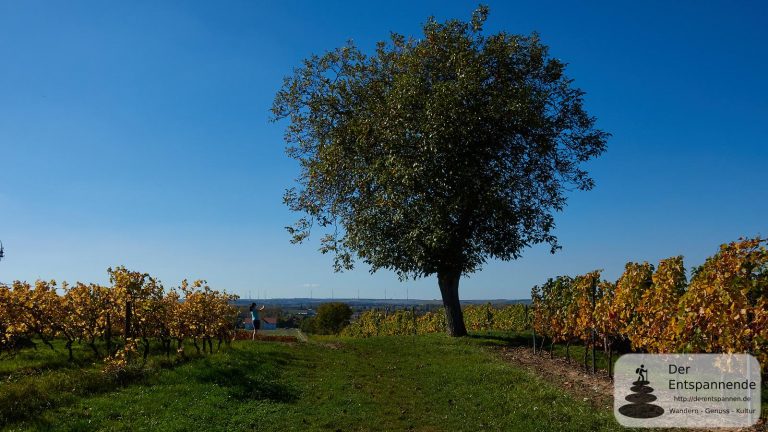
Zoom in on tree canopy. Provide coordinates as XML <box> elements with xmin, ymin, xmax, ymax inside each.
<box><xmin>271</xmin><ymin>6</ymin><xmax>608</xmax><ymax>335</ymax></box>
<box><xmin>313</xmin><ymin>302</ymin><xmax>354</xmax><ymax>335</ymax></box>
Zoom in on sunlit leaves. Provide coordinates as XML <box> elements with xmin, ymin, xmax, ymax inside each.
<box><xmin>531</xmin><ymin>276</ymin><xmax>576</xmax><ymax>344</ymax></box>
<box><xmin>342</xmin><ymin>304</ymin><xmax>529</xmax><ymax>337</ymax></box>
<box><xmin>677</xmin><ymin>238</ymin><xmax>767</xmax><ymax>366</ymax></box>
<box><xmin>612</xmin><ymin>262</ymin><xmax>654</xmax><ymax>348</ymax></box>
<box><xmin>529</xmin><ymin>237</ymin><xmax>767</xmax><ymax>371</ymax></box>
<box><xmin>0</xmin><ymin>267</ymin><xmax>239</xmax><ymax>366</ymax></box>
<box><xmin>271</xmin><ymin>6</ymin><xmax>609</xmax><ymax>280</ymax></box>
<box><xmin>635</xmin><ymin>256</ymin><xmax>687</xmax><ymax>352</ymax></box>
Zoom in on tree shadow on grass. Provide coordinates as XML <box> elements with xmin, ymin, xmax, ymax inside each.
<box><xmin>0</xmin><ymin>348</ymin><xmax>300</xmax><ymax>429</ymax></box>
<box><xmin>466</xmin><ymin>333</ymin><xmax>532</xmax><ymax>347</ymax></box>
<box><xmin>191</xmin><ymin>350</ymin><xmax>299</xmax><ymax>403</ymax></box>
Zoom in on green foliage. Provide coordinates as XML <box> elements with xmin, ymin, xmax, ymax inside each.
<box><xmin>271</xmin><ymin>6</ymin><xmax>608</xmax><ymax>337</ymax></box>
<box><xmin>298</xmin><ymin>316</ymin><xmax>316</xmax><ymax>334</ymax></box>
<box><xmin>311</xmin><ymin>302</ymin><xmax>353</xmax><ymax>335</ymax></box>
<box><xmin>272</xmin><ymin>5</ymin><xmax>609</xmax><ymax>276</ymax></box>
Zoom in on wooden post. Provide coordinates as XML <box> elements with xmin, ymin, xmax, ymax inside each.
<box><xmin>608</xmin><ymin>343</ymin><xmax>613</xmax><ymax>380</ymax></box>
<box><xmin>590</xmin><ymin>277</ymin><xmax>597</xmax><ymax>374</ymax></box>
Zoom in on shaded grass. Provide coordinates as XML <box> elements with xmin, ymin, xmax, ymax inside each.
<box><xmin>0</xmin><ymin>339</ymin><xmax>99</xmax><ymax>377</ymax></box>
<box><xmin>0</xmin><ymin>348</ymin><xmax>184</xmax><ymax>427</ymax></box>
<box><xmin>467</xmin><ymin>331</ymin><xmax>618</xmax><ymax>371</ymax></box>
<box><xmin>2</xmin><ymin>334</ymin><xmax>621</xmax><ymax>431</ymax></box>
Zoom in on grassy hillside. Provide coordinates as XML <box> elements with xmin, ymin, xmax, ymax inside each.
<box><xmin>0</xmin><ymin>334</ymin><xmax>621</xmax><ymax>431</ymax></box>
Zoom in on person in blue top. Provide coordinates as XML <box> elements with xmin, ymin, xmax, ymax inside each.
<box><xmin>250</xmin><ymin>303</ymin><xmax>265</xmax><ymax>340</ymax></box>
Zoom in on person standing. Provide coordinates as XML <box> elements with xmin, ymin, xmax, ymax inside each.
<box><xmin>250</xmin><ymin>303</ymin><xmax>265</xmax><ymax>340</ymax></box>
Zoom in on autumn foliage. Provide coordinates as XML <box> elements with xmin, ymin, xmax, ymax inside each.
<box><xmin>530</xmin><ymin>237</ymin><xmax>768</xmax><ymax>371</ymax></box>
<box><xmin>0</xmin><ymin>267</ymin><xmax>239</xmax><ymax>371</ymax></box>
<box><xmin>341</xmin><ymin>304</ymin><xmax>529</xmax><ymax>337</ymax></box>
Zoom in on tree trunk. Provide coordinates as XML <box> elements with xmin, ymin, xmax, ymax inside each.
<box><xmin>105</xmin><ymin>313</ymin><xmax>113</xmax><ymax>355</ymax></box>
<box><xmin>124</xmin><ymin>300</ymin><xmax>132</xmax><ymax>339</ymax></box>
<box><xmin>608</xmin><ymin>344</ymin><xmax>613</xmax><ymax>380</ymax></box>
<box><xmin>41</xmin><ymin>336</ymin><xmax>54</xmax><ymax>350</ymax></box>
<box><xmin>142</xmin><ymin>337</ymin><xmax>150</xmax><ymax>362</ymax></box>
<box><xmin>89</xmin><ymin>340</ymin><xmax>100</xmax><ymax>358</ymax></box>
<box><xmin>437</xmin><ymin>270</ymin><xmax>467</xmax><ymax>337</ymax></box>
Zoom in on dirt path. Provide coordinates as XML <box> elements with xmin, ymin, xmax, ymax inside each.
<box><xmin>496</xmin><ymin>346</ymin><xmax>614</xmax><ymax>411</ymax></box>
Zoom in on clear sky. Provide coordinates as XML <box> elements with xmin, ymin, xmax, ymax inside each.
<box><xmin>0</xmin><ymin>1</ymin><xmax>765</xmax><ymax>300</ymax></box>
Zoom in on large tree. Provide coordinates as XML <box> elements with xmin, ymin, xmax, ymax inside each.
<box><xmin>271</xmin><ymin>6</ymin><xmax>608</xmax><ymax>336</ymax></box>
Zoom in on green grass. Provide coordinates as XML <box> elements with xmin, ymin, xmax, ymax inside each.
<box><xmin>1</xmin><ymin>334</ymin><xmax>621</xmax><ymax>431</ymax></box>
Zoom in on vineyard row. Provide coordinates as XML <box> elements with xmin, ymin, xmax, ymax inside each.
<box><xmin>0</xmin><ymin>266</ymin><xmax>239</xmax><ymax>371</ymax></box>
<box><xmin>344</xmin><ymin>237</ymin><xmax>767</xmax><ymax>374</ymax></box>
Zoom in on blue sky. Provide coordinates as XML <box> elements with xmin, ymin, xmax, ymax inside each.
<box><xmin>0</xmin><ymin>1</ymin><xmax>765</xmax><ymax>300</ymax></box>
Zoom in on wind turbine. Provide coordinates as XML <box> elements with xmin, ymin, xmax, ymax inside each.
<box><xmin>0</xmin><ymin>240</ymin><xmax>4</xmax><ymax>263</ymax></box>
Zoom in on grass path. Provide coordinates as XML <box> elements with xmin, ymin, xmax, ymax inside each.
<box><xmin>2</xmin><ymin>335</ymin><xmax>621</xmax><ymax>431</ymax></box>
